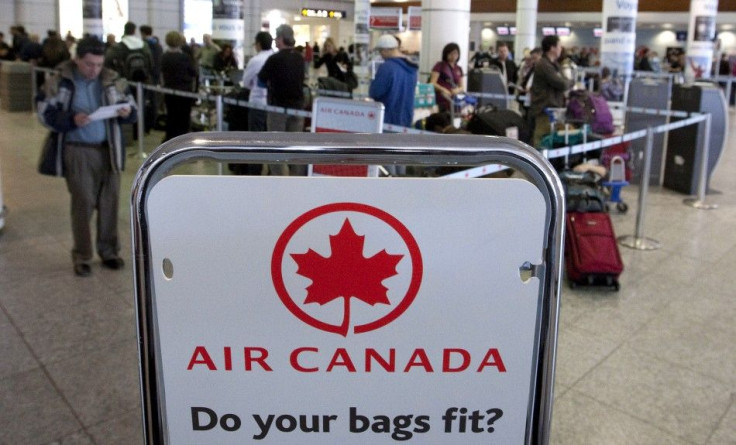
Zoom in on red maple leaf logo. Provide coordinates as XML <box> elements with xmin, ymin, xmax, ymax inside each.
<box><xmin>290</xmin><ymin>218</ymin><xmax>403</xmax><ymax>336</ymax></box>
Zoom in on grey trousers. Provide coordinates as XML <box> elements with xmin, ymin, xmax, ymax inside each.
<box><xmin>266</xmin><ymin>111</ymin><xmax>307</xmax><ymax>176</ymax></box>
<box><xmin>63</xmin><ymin>143</ymin><xmax>121</xmax><ymax>265</ymax></box>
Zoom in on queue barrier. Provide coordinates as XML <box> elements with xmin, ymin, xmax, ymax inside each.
<box><xmin>31</xmin><ymin>62</ymin><xmax>720</xmax><ymax>227</ymax></box>
<box><xmin>132</xmin><ymin>133</ymin><xmax>566</xmax><ymax>444</ymax></box>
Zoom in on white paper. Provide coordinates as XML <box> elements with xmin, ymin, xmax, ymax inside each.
<box><xmin>87</xmin><ymin>103</ymin><xmax>130</xmax><ymax>121</ymax></box>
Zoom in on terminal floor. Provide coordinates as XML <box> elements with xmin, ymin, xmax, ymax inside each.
<box><xmin>0</xmin><ymin>109</ymin><xmax>735</xmax><ymax>444</ymax></box>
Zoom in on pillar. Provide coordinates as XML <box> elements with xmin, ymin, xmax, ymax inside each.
<box><xmin>242</xmin><ymin>0</ymin><xmax>261</xmax><ymax>57</ymax></box>
<box><xmin>515</xmin><ymin>0</ymin><xmax>537</xmax><ymax>64</ymax></box>
<box><xmin>685</xmin><ymin>0</ymin><xmax>719</xmax><ymax>81</ymax></box>
<box><xmin>83</xmin><ymin>0</ymin><xmax>103</xmax><ymax>38</ymax></box>
<box><xmin>600</xmin><ymin>0</ymin><xmax>638</xmax><ymax>79</ymax></box>
<box><xmin>420</xmin><ymin>0</ymin><xmax>470</xmax><ymax>81</ymax></box>
<box><xmin>212</xmin><ymin>0</ymin><xmax>245</xmax><ymax>68</ymax></box>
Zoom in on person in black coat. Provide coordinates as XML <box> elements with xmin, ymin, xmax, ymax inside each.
<box><xmin>314</xmin><ymin>37</ymin><xmax>352</xmax><ymax>85</ymax></box>
<box><xmin>491</xmin><ymin>42</ymin><xmax>518</xmax><ymax>94</ymax></box>
<box><xmin>160</xmin><ymin>31</ymin><xmax>197</xmax><ymax>141</ymax></box>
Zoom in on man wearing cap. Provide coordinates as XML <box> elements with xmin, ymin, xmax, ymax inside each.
<box><xmin>258</xmin><ymin>24</ymin><xmax>306</xmax><ymax>174</ymax></box>
<box><xmin>369</xmin><ymin>34</ymin><xmax>418</xmax><ymax>129</ymax></box>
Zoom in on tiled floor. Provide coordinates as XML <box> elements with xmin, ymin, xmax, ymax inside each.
<box><xmin>1</xmin><ymin>108</ymin><xmax>735</xmax><ymax>444</ymax></box>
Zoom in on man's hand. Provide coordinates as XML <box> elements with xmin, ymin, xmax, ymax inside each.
<box><xmin>116</xmin><ymin>106</ymin><xmax>131</xmax><ymax>118</ymax></box>
<box><xmin>73</xmin><ymin>113</ymin><xmax>91</xmax><ymax>127</ymax></box>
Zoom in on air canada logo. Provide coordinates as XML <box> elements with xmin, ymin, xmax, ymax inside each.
<box><xmin>271</xmin><ymin>203</ymin><xmax>423</xmax><ymax>336</ymax></box>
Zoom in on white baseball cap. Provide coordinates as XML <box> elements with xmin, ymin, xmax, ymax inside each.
<box><xmin>375</xmin><ymin>34</ymin><xmax>398</xmax><ymax>50</ymax></box>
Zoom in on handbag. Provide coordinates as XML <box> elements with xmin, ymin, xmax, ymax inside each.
<box><xmin>37</xmin><ymin>132</ymin><xmax>65</xmax><ymax>177</ymax></box>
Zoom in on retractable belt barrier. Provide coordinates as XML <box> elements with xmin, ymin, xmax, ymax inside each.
<box><xmin>132</xmin><ymin>133</ymin><xmax>566</xmax><ymax>444</ymax></box>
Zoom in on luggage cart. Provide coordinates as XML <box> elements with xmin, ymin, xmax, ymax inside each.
<box><xmin>603</xmin><ymin>155</ymin><xmax>629</xmax><ymax>213</ymax></box>
<box><xmin>449</xmin><ymin>93</ymin><xmax>477</xmax><ymax>128</ymax></box>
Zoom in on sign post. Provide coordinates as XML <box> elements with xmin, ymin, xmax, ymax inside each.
<box><xmin>132</xmin><ymin>133</ymin><xmax>565</xmax><ymax>444</ymax></box>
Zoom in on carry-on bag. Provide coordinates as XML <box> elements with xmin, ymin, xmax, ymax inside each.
<box><xmin>559</xmin><ymin>169</ymin><xmax>608</xmax><ymax>213</ymax></box>
<box><xmin>466</xmin><ymin>108</ymin><xmax>532</xmax><ymax>144</ymax></box>
<box><xmin>565</xmin><ymin>212</ymin><xmax>624</xmax><ymax>290</ymax></box>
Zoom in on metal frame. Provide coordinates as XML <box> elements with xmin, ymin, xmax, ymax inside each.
<box><xmin>131</xmin><ymin>132</ymin><xmax>566</xmax><ymax>444</ymax></box>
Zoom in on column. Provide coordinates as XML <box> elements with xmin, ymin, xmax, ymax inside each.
<box><xmin>83</xmin><ymin>0</ymin><xmax>103</xmax><ymax>38</ymax></box>
<box><xmin>420</xmin><ymin>0</ymin><xmax>470</xmax><ymax>81</ymax></box>
<box><xmin>515</xmin><ymin>0</ymin><xmax>537</xmax><ymax>64</ymax></box>
<box><xmin>14</xmin><ymin>0</ymin><xmax>55</xmax><ymax>37</ymax></box>
<box><xmin>600</xmin><ymin>0</ymin><xmax>638</xmax><ymax>79</ymax></box>
<box><xmin>242</xmin><ymin>0</ymin><xmax>261</xmax><ymax>57</ymax></box>
<box><xmin>353</xmin><ymin>0</ymin><xmax>371</xmax><ymax>93</ymax></box>
<box><xmin>685</xmin><ymin>0</ymin><xmax>719</xmax><ymax>81</ymax></box>
<box><xmin>213</xmin><ymin>0</ymin><xmax>245</xmax><ymax>68</ymax></box>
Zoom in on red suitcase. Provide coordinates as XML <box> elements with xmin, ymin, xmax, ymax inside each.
<box><xmin>565</xmin><ymin>212</ymin><xmax>624</xmax><ymax>290</ymax></box>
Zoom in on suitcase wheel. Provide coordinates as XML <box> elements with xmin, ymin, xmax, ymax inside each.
<box><xmin>616</xmin><ymin>202</ymin><xmax>629</xmax><ymax>213</ymax></box>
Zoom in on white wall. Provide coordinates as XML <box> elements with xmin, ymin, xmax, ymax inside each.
<box><xmin>0</xmin><ymin>0</ymin><xmax>17</xmax><ymax>42</ymax></box>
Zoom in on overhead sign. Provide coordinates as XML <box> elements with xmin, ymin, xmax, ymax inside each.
<box><xmin>301</xmin><ymin>8</ymin><xmax>346</xmax><ymax>19</ymax></box>
<box><xmin>369</xmin><ymin>7</ymin><xmax>402</xmax><ymax>29</ymax></box>
<box><xmin>144</xmin><ymin>174</ymin><xmax>548</xmax><ymax>443</ymax></box>
<box><xmin>407</xmin><ymin>6</ymin><xmax>421</xmax><ymax>30</ymax></box>
<box><xmin>685</xmin><ymin>0</ymin><xmax>718</xmax><ymax>80</ymax></box>
<box><xmin>600</xmin><ymin>0</ymin><xmax>638</xmax><ymax>77</ymax></box>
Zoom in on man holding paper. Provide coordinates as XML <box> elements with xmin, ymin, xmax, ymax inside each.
<box><xmin>37</xmin><ymin>36</ymin><xmax>137</xmax><ymax>277</ymax></box>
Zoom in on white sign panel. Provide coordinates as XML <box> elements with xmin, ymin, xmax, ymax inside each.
<box><xmin>311</xmin><ymin>98</ymin><xmax>384</xmax><ymax>133</ymax></box>
<box><xmin>407</xmin><ymin>6</ymin><xmax>422</xmax><ymax>30</ymax></box>
<box><xmin>369</xmin><ymin>7</ymin><xmax>402</xmax><ymax>29</ymax></box>
<box><xmin>146</xmin><ymin>175</ymin><xmax>547</xmax><ymax>444</ymax></box>
<box><xmin>686</xmin><ymin>0</ymin><xmax>719</xmax><ymax>80</ymax></box>
<box><xmin>310</xmin><ymin>98</ymin><xmax>384</xmax><ymax>176</ymax></box>
<box><xmin>600</xmin><ymin>0</ymin><xmax>638</xmax><ymax>77</ymax></box>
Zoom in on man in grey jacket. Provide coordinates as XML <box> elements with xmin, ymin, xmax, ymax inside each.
<box><xmin>37</xmin><ymin>37</ymin><xmax>137</xmax><ymax>276</ymax></box>
<box><xmin>530</xmin><ymin>35</ymin><xmax>573</xmax><ymax>147</ymax></box>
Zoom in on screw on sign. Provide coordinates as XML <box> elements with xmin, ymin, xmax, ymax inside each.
<box><xmin>271</xmin><ymin>202</ymin><xmax>423</xmax><ymax>336</ymax></box>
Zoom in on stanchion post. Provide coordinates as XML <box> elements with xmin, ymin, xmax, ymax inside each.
<box><xmin>132</xmin><ymin>82</ymin><xmax>147</xmax><ymax>159</ymax></box>
<box><xmin>684</xmin><ymin>113</ymin><xmax>718</xmax><ymax>209</ymax></box>
<box><xmin>727</xmin><ymin>79</ymin><xmax>733</xmax><ymax>111</ymax></box>
<box><xmin>31</xmin><ymin>66</ymin><xmax>37</xmax><ymax>112</ymax></box>
<box><xmin>618</xmin><ymin>126</ymin><xmax>662</xmax><ymax>250</ymax></box>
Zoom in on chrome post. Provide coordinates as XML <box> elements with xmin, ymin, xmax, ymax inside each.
<box><xmin>618</xmin><ymin>126</ymin><xmax>662</xmax><ymax>250</ymax></box>
<box><xmin>684</xmin><ymin>113</ymin><xmax>718</xmax><ymax>209</ymax></box>
<box><xmin>215</xmin><ymin>94</ymin><xmax>224</xmax><ymax>175</ymax></box>
<box><xmin>31</xmin><ymin>66</ymin><xmax>37</xmax><ymax>112</ymax></box>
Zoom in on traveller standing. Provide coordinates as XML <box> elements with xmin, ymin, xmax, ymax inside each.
<box><xmin>428</xmin><ymin>42</ymin><xmax>465</xmax><ymax>112</ymax></box>
<box><xmin>369</xmin><ymin>34</ymin><xmax>418</xmax><ymax>128</ymax></box>
<box><xmin>160</xmin><ymin>31</ymin><xmax>197</xmax><ymax>142</ymax></box>
<box><xmin>36</xmin><ymin>36</ymin><xmax>137</xmax><ymax>276</ymax></box>
<box><xmin>258</xmin><ymin>25</ymin><xmax>305</xmax><ymax>134</ymax></box>
<box><xmin>257</xmin><ymin>24</ymin><xmax>306</xmax><ymax>175</ymax></box>
<box><xmin>491</xmin><ymin>42</ymin><xmax>518</xmax><ymax>94</ymax></box>
<box><xmin>314</xmin><ymin>37</ymin><xmax>353</xmax><ymax>85</ymax></box>
<box><xmin>242</xmin><ymin>31</ymin><xmax>274</xmax><ymax>132</ymax></box>
<box><xmin>530</xmin><ymin>35</ymin><xmax>573</xmax><ymax>147</ymax></box>
<box><xmin>104</xmin><ymin>21</ymin><xmax>153</xmax><ymax>83</ymax></box>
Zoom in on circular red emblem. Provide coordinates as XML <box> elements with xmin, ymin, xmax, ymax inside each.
<box><xmin>272</xmin><ymin>203</ymin><xmax>422</xmax><ymax>336</ymax></box>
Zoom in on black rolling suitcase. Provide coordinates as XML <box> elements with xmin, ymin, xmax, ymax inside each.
<box><xmin>466</xmin><ymin>108</ymin><xmax>532</xmax><ymax>144</ymax></box>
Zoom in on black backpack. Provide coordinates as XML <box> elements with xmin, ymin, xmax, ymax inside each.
<box><xmin>120</xmin><ymin>45</ymin><xmax>150</xmax><ymax>82</ymax></box>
